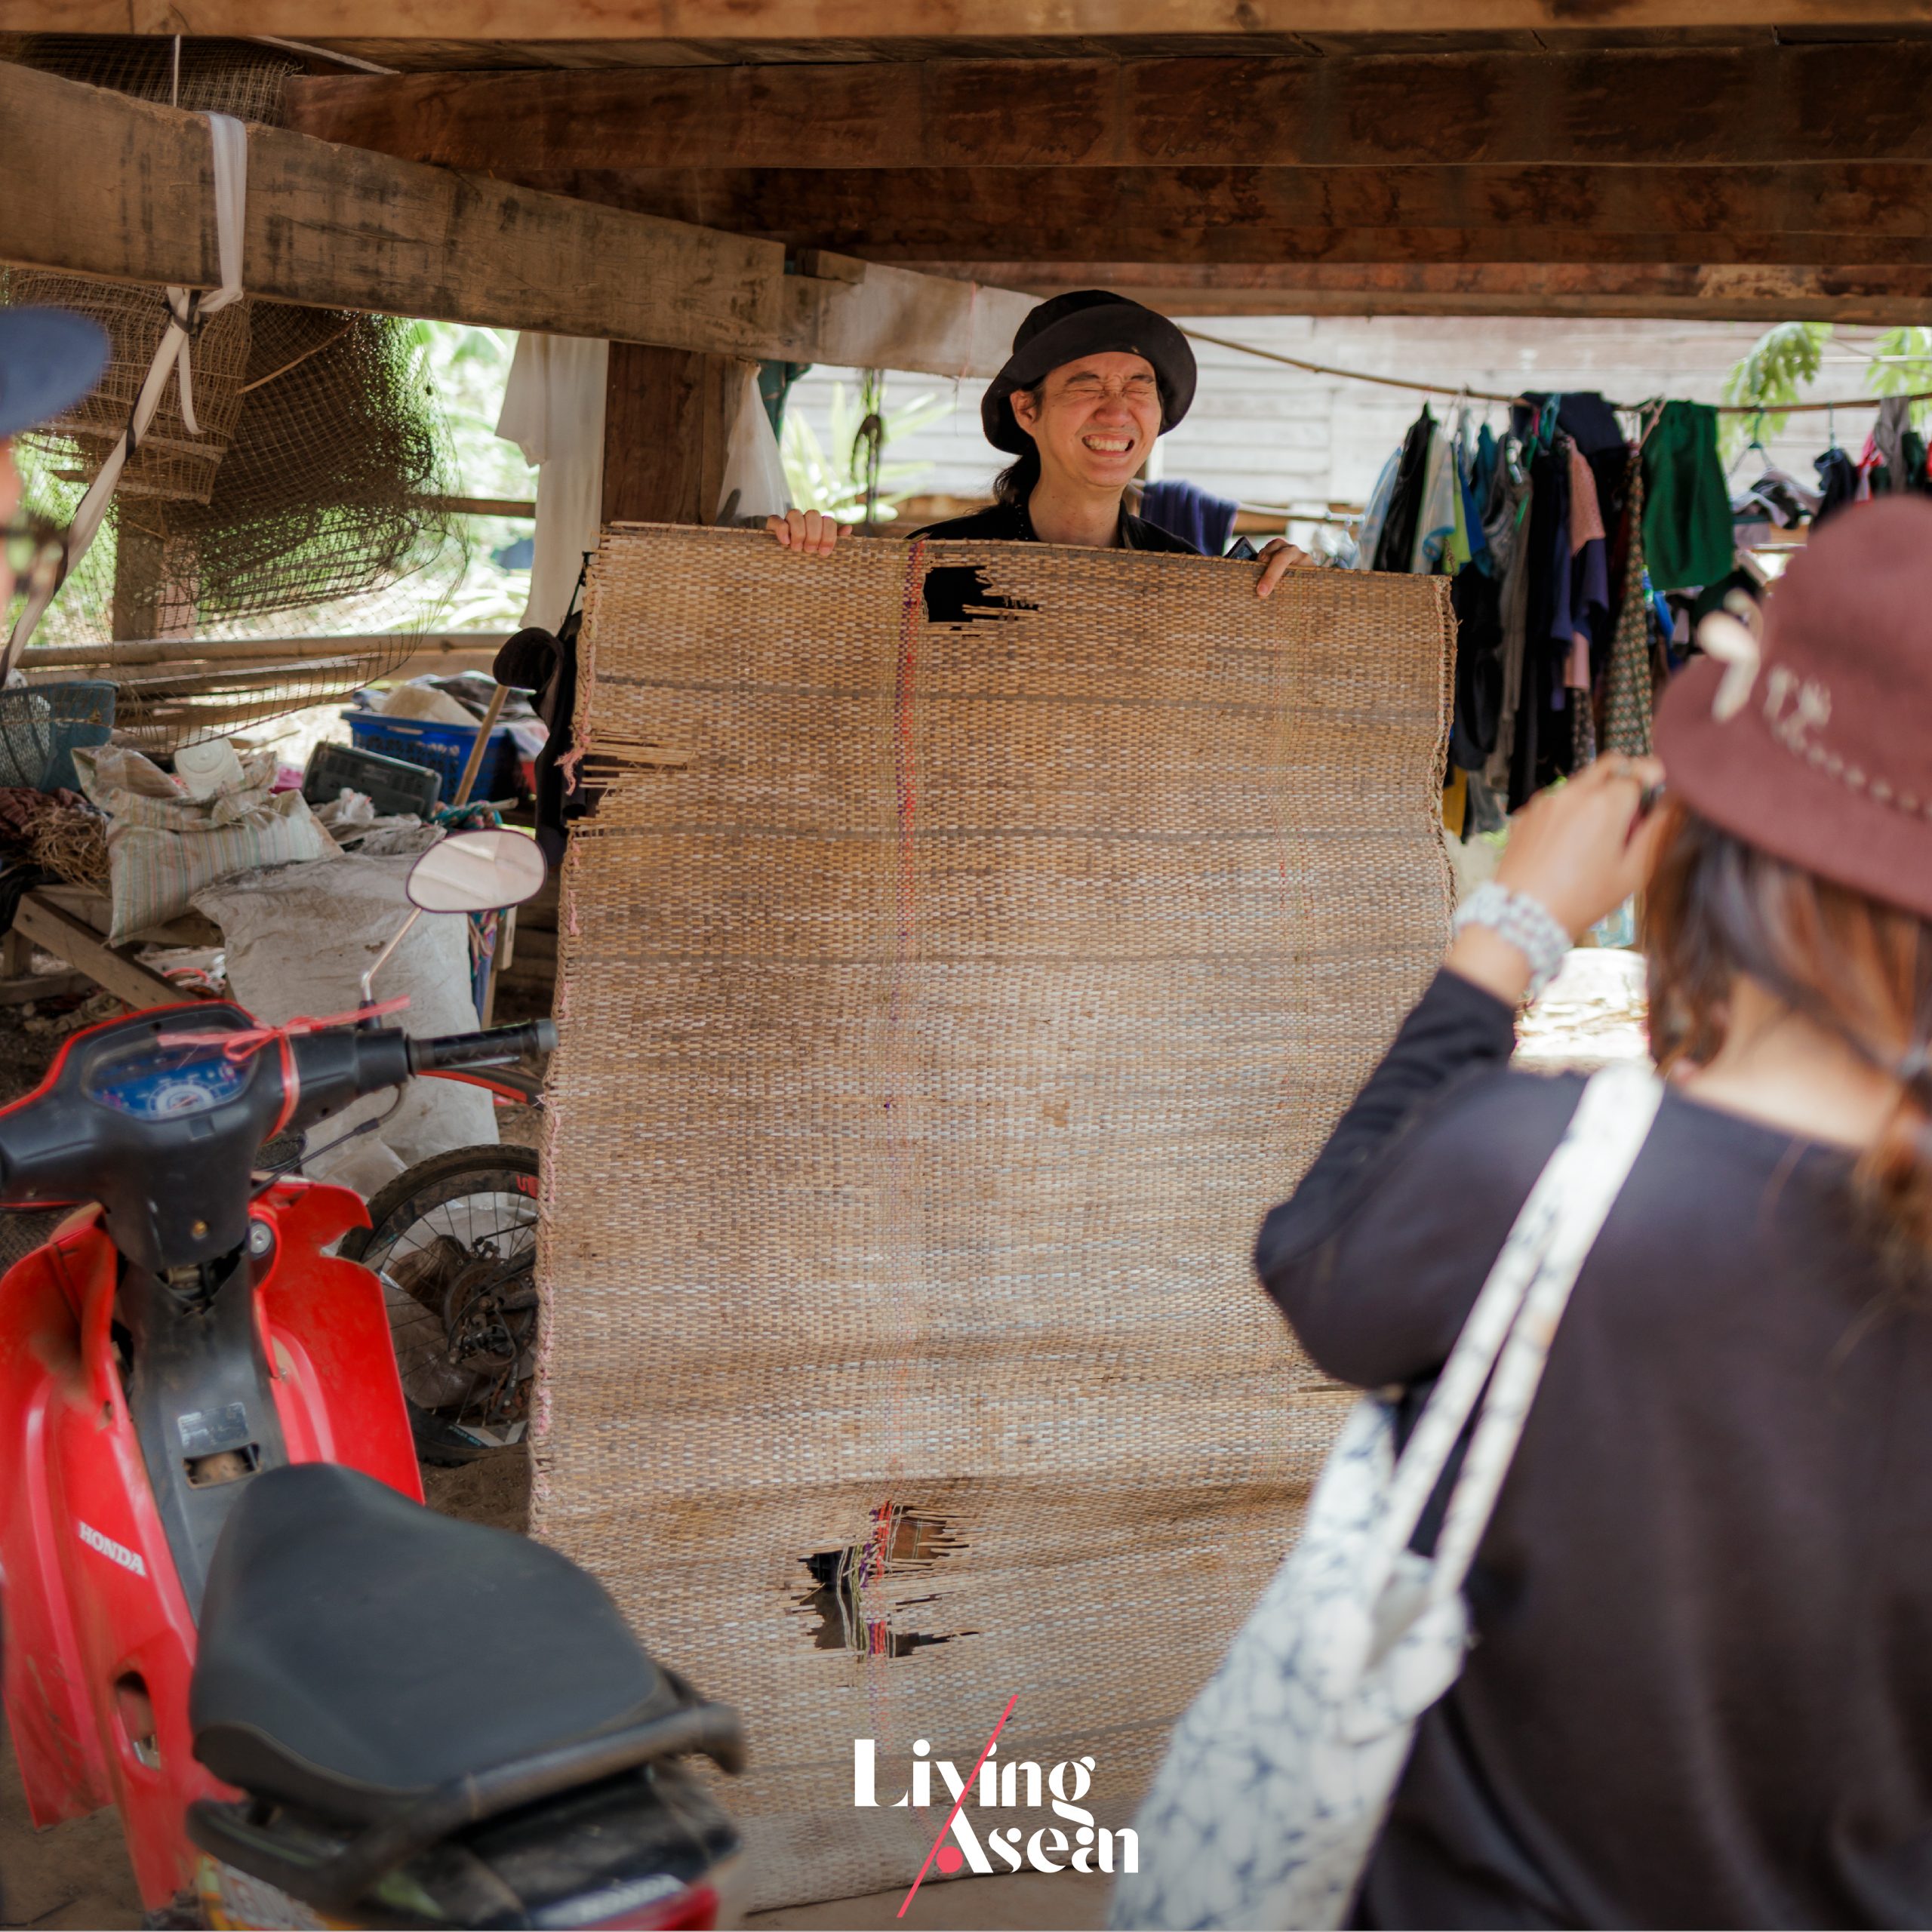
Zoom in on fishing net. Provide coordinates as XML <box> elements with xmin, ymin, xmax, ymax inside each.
<box><xmin>0</xmin><ymin>37</ymin><xmax>467</xmax><ymax>754</ymax></box>
<box><xmin>0</xmin><ymin>32</ymin><xmax>295</xmax><ymax>117</ymax></box>
<box><xmin>8</xmin><ymin>272</ymin><xmax>251</xmax><ymax>507</ymax></box>
<box><xmin>535</xmin><ymin>525</ymin><xmax>1454</xmax><ymax>1913</ymax></box>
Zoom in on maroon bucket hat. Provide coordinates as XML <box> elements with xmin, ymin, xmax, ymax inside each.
<box><xmin>1655</xmin><ymin>497</ymin><xmax>1932</xmax><ymax>921</ymax></box>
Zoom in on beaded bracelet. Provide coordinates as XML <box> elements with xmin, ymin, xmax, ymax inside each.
<box><xmin>1451</xmin><ymin>881</ymin><xmax>1571</xmax><ymax>1001</ymax></box>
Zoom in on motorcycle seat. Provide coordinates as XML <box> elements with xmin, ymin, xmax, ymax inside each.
<box><xmin>189</xmin><ymin>1463</ymin><xmax>689</xmax><ymax>1825</ymax></box>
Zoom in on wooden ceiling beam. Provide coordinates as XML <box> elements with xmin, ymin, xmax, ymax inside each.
<box><xmin>31</xmin><ymin>2</ymin><xmax>1932</xmax><ymax>36</ymax></box>
<box><xmin>0</xmin><ymin>63</ymin><xmax>1034</xmax><ymax>377</ymax></box>
<box><xmin>521</xmin><ymin>165</ymin><xmax>1932</xmax><ymax>264</ymax></box>
<box><xmin>934</xmin><ymin>261</ymin><xmax>1932</xmax><ymax>321</ymax></box>
<box><xmin>286</xmin><ymin>44</ymin><xmax>1932</xmax><ymax>172</ymax></box>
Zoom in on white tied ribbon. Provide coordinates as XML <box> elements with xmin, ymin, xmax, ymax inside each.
<box><xmin>1694</xmin><ymin>589</ymin><xmax>1764</xmax><ymax>724</ymax></box>
<box><xmin>170</xmin><ymin>112</ymin><xmax>248</xmax><ymax>438</ymax></box>
<box><xmin>5</xmin><ymin>111</ymin><xmax>248</xmax><ymax>676</ymax></box>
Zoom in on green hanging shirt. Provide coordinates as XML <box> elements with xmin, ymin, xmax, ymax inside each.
<box><xmin>1641</xmin><ymin>400</ymin><xmax>1734</xmax><ymax>592</ymax></box>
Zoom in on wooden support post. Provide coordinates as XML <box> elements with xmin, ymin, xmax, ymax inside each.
<box><xmin>600</xmin><ymin>344</ymin><xmax>750</xmax><ymax>527</ymax></box>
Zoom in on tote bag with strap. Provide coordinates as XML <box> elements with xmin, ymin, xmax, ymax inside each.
<box><xmin>1113</xmin><ymin>1060</ymin><xmax>1663</xmax><ymax>1932</ymax></box>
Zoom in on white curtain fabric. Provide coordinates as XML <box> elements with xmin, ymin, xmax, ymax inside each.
<box><xmin>716</xmin><ymin>364</ymin><xmax>792</xmax><ymax>525</ymax></box>
<box><xmin>496</xmin><ymin>333</ymin><xmax>610</xmax><ymax>632</ymax></box>
<box><xmin>497</xmin><ymin>344</ymin><xmax>795</xmax><ymax>624</ymax></box>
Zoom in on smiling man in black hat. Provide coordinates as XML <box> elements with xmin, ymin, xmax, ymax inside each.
<box><xmin>768</xmin><ymin>290</ymin><xmax>1309</xmax><ymax>595</ymax></box>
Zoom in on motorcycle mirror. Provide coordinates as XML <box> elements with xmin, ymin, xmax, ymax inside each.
<box><xmin>406</xmin><ymin>829</ymin><xmax>548</xmax><ymax>916</ymax></box>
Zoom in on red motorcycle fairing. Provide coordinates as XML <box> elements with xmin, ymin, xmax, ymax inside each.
<box><xmin>0</xmin><ymin>1179</ymin><xmax>421</xmax><ymax>1910</ymax></box>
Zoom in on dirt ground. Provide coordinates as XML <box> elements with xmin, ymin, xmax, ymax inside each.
<box><xmin>1</xmin><ymin>1732</ymin><xmax>140</xmax><ymax>1929</ymax></box>
<box><xmin>2</xmin><ymin>1706</ymin><xmax>1106</xmax><ymax>1931</ymax></box>
<box><xmin>749</xmin><ymin>1873</ymin><xmax>1108</xmax><ymax>1928</ymax></box>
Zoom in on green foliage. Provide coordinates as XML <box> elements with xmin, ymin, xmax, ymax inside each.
<box><xmin>1865</xmin><ymin>328</ymin><xmax>1932</xmax><ymax>427</ymax></box>
<box><xmin>780</xmin><ymin>379</ymin><xmax>951</xmax><ymax>525</ymax></box>
<box><xmin>415</xmin><ymin>323</ymin><xmax>534</xmax><ymax>628</ymax></box>
<box><xmin>1720</xmin><ymin>321</ymin><xmax>1932</xmax><ymax>462</ymax></box>
<box><xmin>1719</xmin><ymin>321</ymin><xmax>1832</xmax><ymax>457</ymax></box>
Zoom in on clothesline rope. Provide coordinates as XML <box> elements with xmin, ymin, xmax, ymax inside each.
<box><xmin>1176</xmin><ymin>325</ymin><xmax>1932</xmax><ymax>420</ymax></box>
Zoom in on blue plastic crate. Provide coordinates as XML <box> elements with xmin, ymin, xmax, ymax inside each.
<box><xmin>343</xmin><ymin>709</ymin><xmax>521</xmax><ymax>804</ymax></box>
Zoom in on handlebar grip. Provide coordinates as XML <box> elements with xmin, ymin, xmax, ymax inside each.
<box><xmin>408</xmin><ymin>1020</ymin><xmax>556</xmax><ymax>1073</ymax></box>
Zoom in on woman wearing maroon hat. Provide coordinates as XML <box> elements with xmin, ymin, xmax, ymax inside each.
<box><xmin>768</xmin><ymin>291</ymin><xmax>1308</xmax><ymax>592</ymax></box>
<box><xmin>1256</xmin><ymin>497</ymin><xmax>1932</xmax><ymax>1926</ymax></box>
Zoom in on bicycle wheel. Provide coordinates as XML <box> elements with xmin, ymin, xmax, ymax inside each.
<box><xmin>339</xmin><ymin>1144</ymin><xmax>540</xmax><ymax>1466</ymax></box>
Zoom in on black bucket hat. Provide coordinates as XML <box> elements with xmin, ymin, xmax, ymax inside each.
<box><xmin>981</xmin><ymin>291</ymin><xmax>1196</xmax><ymax>456</ymax></box>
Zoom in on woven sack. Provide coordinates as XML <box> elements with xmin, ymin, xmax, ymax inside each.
<box><xmin>73</xmin><ymin>743</ymin><xmax>335</xmax><ymax>942</ymax></box>
<box><xmin>536</xmin><ymin>526</ymin><xmax>1456</xmax><ymax>1913</ymax></box>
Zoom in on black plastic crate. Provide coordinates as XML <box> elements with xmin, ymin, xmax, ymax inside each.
<box><xmin>303</xmin><ymin>738</ymin><xmax>442</xmax><ymax>819</ymax></box>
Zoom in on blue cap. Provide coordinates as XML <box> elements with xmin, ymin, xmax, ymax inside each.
<box><xmin>0</xmin><ymin>308</ymin><xmax>109</xmax><ymax>440</ymax></box>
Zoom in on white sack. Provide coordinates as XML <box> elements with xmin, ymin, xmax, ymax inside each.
<box><xmin>75</xmin><ymin>743</ymin><xmax>336</xmax><ymax>943</ymax></box>
<box><xmin>194</xmin><ymin>853</ymin><xmax>497</xmax><ymax>1190</ymax></box>
<box><xmin>376</xmin><ymin>683</ymin><xmax>475</xmax><ymax>726</ymax></box>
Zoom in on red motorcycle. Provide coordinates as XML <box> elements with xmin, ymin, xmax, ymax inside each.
<box><xmin>0</xmin><ymin>832</ymin><xmax>743</xmax><ymax>1929</ymax></box>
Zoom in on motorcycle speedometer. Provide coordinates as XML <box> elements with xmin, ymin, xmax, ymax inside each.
<box><xmin>82</xmin><ymin>1033</ymin><xmax>254</xmax><ymax>1119</ymax></box>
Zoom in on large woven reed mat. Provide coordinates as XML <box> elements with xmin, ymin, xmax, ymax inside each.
<box><xmin>534</xmin><ymin>525</ymin><xmax>1454</xmax><ymax>1912</ymax></box>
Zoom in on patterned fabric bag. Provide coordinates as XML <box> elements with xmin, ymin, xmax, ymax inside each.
<box><xmin>1114</xmin><ymin>1062</ymin><xmax>1663</xmax><ymax>1931</ymax></box>
<box><xmin>73</xmin><ymin>742</ymin><xmax>335</xmax><ymax>943</ymax></box>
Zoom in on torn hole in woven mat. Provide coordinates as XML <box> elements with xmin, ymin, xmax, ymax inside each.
<box><xmin>921</xmin><ymin>565</ymin><xmax>1038</xmax><ymax>628</ymax></box>
<box><xmin>797</xmin><ymin>1507</ymin><xmax>974</xmax><ymax>1658</ymax></box>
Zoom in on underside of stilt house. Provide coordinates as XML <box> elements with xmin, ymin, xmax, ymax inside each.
<box><xmin>4</xmin><ymin>0</ymin><xmax>1931</xmax><ymax>516</ymax></box>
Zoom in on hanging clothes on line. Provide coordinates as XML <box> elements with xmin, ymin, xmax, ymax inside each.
<box><xmin>1330</xmin><ymin>355</ymin><xmax>1927</xmax><ymax>828</ymax></box>
<box><xmin>1481</xmin><ymin>438</ymin><xmax>1534</xmax><ymax>796</ymax></box>
<box><xmin>1641</xmin><ymin>402</ymin><xmax>1732</xmax><ymax>592</ymax></box>
<box><xmin>1601</xmin><ymin>455</ymin><xmax>1657</xmax><ymax>758</ymax></box>
<box><xmin>1505</xmin><ymin>401</ymin><xmax>1569</xmax><ymax>805</ymax></box>
<box><xmin>1449</xmin><ymin>559</ymin><xmax>1504</xmax><ymax>774</ymax></box>
<box><xmin>1565</xmin><ymin>439</ymin><xmax>1611</xmax><ymax>770</ymax></box>
<box><xmin>1411</xmin><ymin>426</ymin><xmax>1459</xmax><ymax>574</ymax></box>
<box><xmin>1370</xmin><ymin>407</ymin><xmax>1434</xmax><ymax>574</ymax></box>
<box><xmin>1814</xmin><ymin>443</ymin><xmax>1860</xmax><ymax>528</ymax></box>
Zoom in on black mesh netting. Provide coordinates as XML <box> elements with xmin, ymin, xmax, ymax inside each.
<box><xmin>0</xmin><ymin>32</ymin><xmax>296</xmax><ymax>118</ymax></box>
<box><xmin>0</xmin><ymin>36</ymin><xmax>469</xmax><ymax>752</ymax></box>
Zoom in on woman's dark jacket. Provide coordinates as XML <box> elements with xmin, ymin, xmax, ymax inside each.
<box><xmin>1256</xmin><ymin>968</ymin><xmax>1932</xmax><ymax>1929</ymax></box>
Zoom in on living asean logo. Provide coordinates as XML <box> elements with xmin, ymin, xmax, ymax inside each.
<box><xmin>857</xmin><ymin>1697</ymin><xmax>1138</xmax><ymax>1916</ymax></box>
